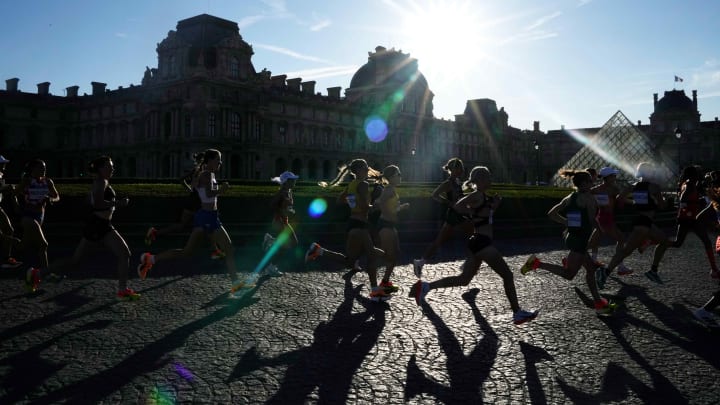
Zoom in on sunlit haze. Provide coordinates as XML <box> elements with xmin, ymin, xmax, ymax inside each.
<box><xmin>1</xmin><ymin>0</ymin><xmax>718</xmax><ymax>131</ymax></box>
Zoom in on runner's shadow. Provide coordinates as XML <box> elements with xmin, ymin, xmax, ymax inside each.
<box><xmin>28</xmin><ymin>283</ymin><xmax>266</xmax><ymax>404</ymax></box>
<box><xmin>229</xmin><ymin>276</ymin><xmax>387</xmax><ymax>404</ymax></box>
<box><xmin>519</xmin><ymin>341</ymin><xmax>554</xmax><ymax>405</ymax></box>
<box><xmin>0</xmin><ymin>319</ymin><xmax>113</xmax><ymax>404</ymax></box>
<box><xmin>404</xmin><ymin>288</ymin><xmax>499</xmax><ymax>403</ymax></box>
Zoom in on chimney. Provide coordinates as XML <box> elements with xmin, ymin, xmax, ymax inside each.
<box><xmin>37</xmin><ymin>82</ymin><xmax>50</xmax><ymax>95</ymax></box>
<box><xmin>66</xmin><ymin>86</ymin><xmax>79</xmax><ymax>97</ymax></box>
<box><xmin>637</xmin><ymin>120</ymin><xmax>641</xmax><ymax>126</ymax></box>
<box><xmin>270</xmin><ymin>75</ymin><xmax>287</xmax><ymax>88</ymax></box>
<box><xmin>91</xmin><ymin>81</ymin><xmax>107</xmax><ymax>96</ymax></box>
<box><xmin>533</xmin><ymin>121</ymin><xmax>540</xmax><ymax>132</ymax></box>
<box><xmin>692</xmin><ymin>90</ymin><xmax>697</xmax><ymax>110</ymax></box>
<box><xmin>5</xmin><ymin>78</ymin><xmax>19</xmax><ymax>92</ymax></box>
<box><xmin>286</xmin><ymin>78</ymin><xmax>301</xmax><ymax>92</ymax></box>
<box><xmin>301</xmin><ymin>81</ymin><xmax>316</xmax><ymax>95</ymax></box>
<box><xmin>327</xmin><ymin>86</ymin><xmax>341</xmax><ymax>99</ymax></box>
<box><xmin>653</xmin><ymin>93</ymin><xmax>658</xmax><ymax>109</ymax></box>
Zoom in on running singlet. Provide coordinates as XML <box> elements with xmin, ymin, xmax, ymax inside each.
<box><xmin>89</xmin><ymin>184</ymin><xmax>116</xmax><ymax>213</ymax></box>
<box><xmin>25</xmin><ymin>178</ymin><xmax>49</xmax><ymax>206</ymax></box>
<box><xmin>196</xmin><ymin>174</ymin><xmax>218</xmax><ymax>205</ymax></box>
<box><xmin>677</xmin><ymin>181</ymin><xmax>703</xmax><ymax>219</ymax></box>
<box><xmin>561</xmin><ymin>192</ymin><xmax>592</xmax><ymax>236</ymax></box>
<box><xmin>632</xmin><ymin>181</ymin><xmax>657</xmax><ymax>211</ymax></box>
<box><xmin>471</xmin><ymin>193</ymin><xmax>494</xmax><ymax>230</ymax></box>
<box><xmin>446</xmin><ymin>177</ymin><xmax>464</xmax><ymax>204</ymax></box>
<box><xmin>344</xmin><ymin>179</ymin><xmax>369</xmax><ymax>216</ymax></box>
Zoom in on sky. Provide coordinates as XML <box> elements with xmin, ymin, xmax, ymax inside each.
<box><xmin>1</xmin><ymin>0</ymin><xmax>719</xmax><ymax>131</ymax></box>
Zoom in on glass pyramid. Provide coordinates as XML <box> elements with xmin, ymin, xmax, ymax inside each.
<box><xmin>551</xmin><ymin>110</ymin><xmax>674</xmax><ymax>188</ymax></box>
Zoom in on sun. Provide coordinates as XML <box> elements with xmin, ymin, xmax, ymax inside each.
<box><xmin>400</xmin><ymin>1</ymin><xmax>486</xmax><ymax>81</ymax></box>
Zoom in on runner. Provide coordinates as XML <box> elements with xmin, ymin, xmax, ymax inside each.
<box><xmin>520</xmin><ymin>169</ymin><xmax>615</xmax><ymax>316</ymax></box>
<box><xmin>305</xmin><ymin>159</ymin><xmax>387</xmax><ymax>301</ymax></box>
<box><xmin>373</xmin><ymin>165</ymin><xmax>409</xmax><ymax>297</ymax></box>
<box><xmin>410</xmin><ymin>166</ymin><xmax>538</xmax><ymax>324</ymax></box>
<box><xmin>14</xmin><ymin>159</ymin><xmax>60</xmax><ymax>292</ymax></box>
<box><xmin>0</xmin><ymin>155</ymin><xmax>22</xmax><ymax>269</ymax></box>
<box><xmin>261</xmin><ymin>170</ymin><xmax>300</xmax><ymax>275</ymax></box>
<box><xmin>136</xmin><ymin>149</ymin><xmax>250</xmax><ymax>295</ymax></box>
<box><xmin>412</xmin><ymin>157</ymin><xmax>473</xmax><ymax>278</ymax></box>
<box><xmin>49</xmin><ymin>156</ymin><xmax>140</xmax><ymax>300</ymax></box>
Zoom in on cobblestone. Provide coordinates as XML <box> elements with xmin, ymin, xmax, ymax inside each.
<box><xmin>0</xmin><ymin>236</ymin><xmax>719</xmax><ymax>404</ymax></box>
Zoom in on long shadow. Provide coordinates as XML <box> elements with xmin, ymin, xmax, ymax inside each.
<box><xmin>404</xmin><ymin>288</ymin><xmax>499</xmax><ymax>403</ymax></box>
<box><xmin>0</xmin><ymin>319</ymin><xmax>113</xmax><ymax>404</ymax></box>
<box><xmin>0</xmin><ymin>276</ymin><xmax>186</xmax><ymax>344</ymax></box>
<box><xmin>519</xmin><ymin>341</ymin><xmax>554</xmax><ymax>405</ymax></box>
<box><xmin>28</xmin><ymin>287</ymin><xmax>262</xmax><ymax>404</ymax></box>
<box><xmin>559</xmin><ymin>281</ymin><xmax>699</xmax><ymax>403</ymax></box>
<box><xmin>228</xmin><ymin>275</ymin><xmax>388</xmax><ymax>404</ymax></box>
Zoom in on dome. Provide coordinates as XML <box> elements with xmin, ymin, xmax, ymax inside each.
<box><xmin>348</xmin><ymin>46</ymin><xmax>429</xmax><ymax>93</ymax></box>
<box><xmin>655</xmin><ymin>90</ymin><xmax>695</xmax><ymax>114</ymax></box>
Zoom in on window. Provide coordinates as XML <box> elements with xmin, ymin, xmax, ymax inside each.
<box><xmin>208</xmin><ymin>113</ymin><xmax>216</xmax><ymax>137</ymax></box>
<box><xmin>184</xmin><ymin>115</ymin><xmax>192</xmax><ymax>137</ymax></box>
<box><xmin>229</xmin><ymin>113</ymin><xmax>241</xmax><ymax>137</ymax></box>
<box><xmin>229</xmin><ymin>57</ymin><xmax>240</xmax><ymax>79</ymax></box>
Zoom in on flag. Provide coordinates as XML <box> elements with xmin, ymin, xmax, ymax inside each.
<box><xmin>674</xmin><ymin>75</ymin><xmax>684</xmax><ymax>82</ymax></box>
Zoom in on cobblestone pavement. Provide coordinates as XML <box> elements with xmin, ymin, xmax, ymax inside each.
<box><xmin>1</xmin><ymin>235</ymin><xmax>719</xmax><ymax>404</ymax></box>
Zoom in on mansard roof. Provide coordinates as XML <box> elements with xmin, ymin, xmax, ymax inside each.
<box><xmin>655</xmin><ymin>89</ymin><xmax>694</xmax><ymax>114</ymax></box>
<box><xmin>174</xmin><ymin>14</ymin><xmax>240</xmax><ymax>47</ymax></box>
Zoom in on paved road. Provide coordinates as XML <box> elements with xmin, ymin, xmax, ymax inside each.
<box><xmin>1</xmin><ymin>233</ymin><xmax>719</xmax><ymax>404</ymax></box>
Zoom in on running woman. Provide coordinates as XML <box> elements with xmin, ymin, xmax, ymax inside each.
<box><xmin>412</xmin><ymin>158</ymin><xmax>473</xmax><ymax>278</ymax></box>
<box><xmin>50</xmin><ymin>156</ymin><xmax>140</xmax><ymax>300</ymax></box>
<box><xmin>520</xmin><ymin>169</ymin><xmax>614</xmax><ymax>315</ymax></box>
<box><xmin>261</xmin><ymin>171</ymin><xmax>300</xmax><ymax>274</ymax></box>
<box><xmin>652</xmin><ymin>165</ymin><xmax>719</xmax><ymax>280</ymax></box>
<box><xmin>305</xmin><ymin>159</ymin><xmax>388</xmax><ymax>301</ymax></box>
<box><xmin>137</xmin><ymin>149</ymin><xmax>249</xmax><ymax>293</ymax></box>
<box><xmin>410</xmin><ymin>166</ymin><xmax>539</xmax><ymax>324</ymax></box>
<box><xmin>144</xmin><ymin>152</ymin><xmax>225</xmax><ymax>260</ymax></box>
<box><xmin>692</xmin><ymin>172</ymin><xmax>720</xmax><ymax>326</ymax></box>
<box><xmin>596</xmin><ymin>162</ymin><xmax>671</xmax><ymax>287</ymax></box>
<box><xmin>14</xmin><ymin>159</ymin><xmax>60</xmax><ymax>292</ymax></box>
<box><xmin>587</xmin><ymin>167</ymin><xmax>633</xmax><ymax>275</ymax></box>
<box><xmin>373</xmin><ymin>165</ymin><xmax>409</xmax><ymax>297</ymax></box>
<box><xmin>0</xmin><ymin>155</ymin><xmax>22</xmax><ymax>269</ymax></box>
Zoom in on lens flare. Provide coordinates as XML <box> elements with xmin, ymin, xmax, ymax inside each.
<box><xmin>309</xmin><ymin>198</ymin><xmax>328</xmax><ymax>218</ymax></box>
<box><xmin>364</xmin><ymin>115</ymin><xmax>388</xmax><ymax>143</ymax></box>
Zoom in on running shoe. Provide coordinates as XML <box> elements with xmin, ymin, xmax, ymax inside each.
<box><xmin>304</xmin><ymin>242</ymin><xmax>322</xmax><ymax>262</ymax></box>
<box><xmin>595</xmin><ymin>266</ymin><xmax>608</xmax><ymax>289</ymax></box>
<box><xmin>412</xmin><ymin>258</ymin><xmax>425</xmax><ymax>278</ymax></box>
<box><xmin>408</xmin><ymin>280</ymin><xmax>430</xmax><ymax>306</ymax></box>
<box><xmin>520</xmin><ymin>255</ymin><xmax>540</xmax><ymax>275</ymax></box>
<box><xmin>210</xmin><ymin>248</ymin><xmax>226</xmax><ymax>260</ymax></box>
<box><xmin>25</xmin><ymin>267</ymin><xmax>40</xmax><ymax>292</ymax></box>
<box><xmin>617</xmin><ymin>263</ymin><xmax>634</xmax><ymax>276</ymax></box>
<box><xmin>262</xmin><ymin>233</ymin><xmax>275</xmax><ymax>252</ymax></box>
<box><xmin>644</xmin><ymin>270</ymin><xmax>663</xmax><ymax>284</ymax></box>
<box><xmin>716</xmin><ymin>235</ymin><xmax>720</xmax><ymax>255</ymax></box>
<box><xmin>117</xmin><ymin>288</ymin><xmax>140</xmax><ymax>301</ymax></box>
<box><xmin>379</xmin><ymin>280</ymin><xmax>399</xmax><ymax>294</ymax></box>
<box><xmin>144</xmin><ymin>227</ymin><xmax>157</xmax><ymax>246</ymax></box>
<box><xmin>595</xmin><ymin>299</ymin><xmax>617</xmax><ymax>317</ymax></box>
<box><xmin>692</xmin><ymin>307</ymin><xmax>720</xmax><ymax>327</ymax></box>
<box><xmin>512</xmin><ymin>309</ymin><xmax>539</xmax><ymax>325</ymax></box>
<box><xmin>137</xmin><ymin>252</ymin><xmax>154</xmax><ymax>280</ymax></box>
<box><xmin>1</xmin><ymin>257</ymin><xmax>23</xmax><ymax>269</ymax></box>
<box><xmin>369</xmin><ymin>287</ymin><xmax>392</xmax><ymax>302</ymax></box>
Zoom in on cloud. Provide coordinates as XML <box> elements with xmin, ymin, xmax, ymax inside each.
<box><xmin>283</xmin><ymin>65</ymin><xmax>359</xmax><ymax>80</ymax></box>
<box><xmin>310</xmin><ymin>19</ymin><xmax>331</xmax><ymax>31</ymax></box>
<box><xmin>254</xmin><ymin>43</ymin><xmax>333</xmax><ymax>64</ymax></box>
<box><xmin>578</xmin><ymin>0</ymin><xmax>593</xmax><ymax>6</ymax></box>
<box><xmin>237</xmin><ymin>15</ymin><xmax>266</xmax><ymax>29</ymax></box>
<box><xmin>115</xmin><ymin>32</ymin><xmax>128</xmax><ymax>38</ymax></box>
<box><xmin>525</xmin><ymin>11</ymin><xmax>562</xmax><ymax>31</ymax></box>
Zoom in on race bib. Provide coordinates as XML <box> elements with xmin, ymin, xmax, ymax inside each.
<box><xmin>633</xmin><ymin>191</ymin><xmax>649</xmax><ymax>205</ymax></box>
<box><xmin>567</xmin><ymin>211</ymin><xmax>582</xmax><ymax>228</ymax></box>
<box><xmin>346</xmin><ymin>194</ymin><xmax>357</xmax><ymax>208</ymax></box>
<box><xmin>594</xmin><ymin>194</ymin><xmax>610</xmax><ymax>206</ymax></box>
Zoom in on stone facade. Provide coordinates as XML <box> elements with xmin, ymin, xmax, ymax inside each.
<box><xmin>1</xmin><ymin>14</ymin><xmax>717</xmax><ymax>183</ymax></box>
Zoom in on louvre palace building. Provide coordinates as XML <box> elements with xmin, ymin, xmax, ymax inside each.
<box><xmin>1</xmin><ymin>14</ymin><xmax>719</xmax><ymax>184</ymax></box>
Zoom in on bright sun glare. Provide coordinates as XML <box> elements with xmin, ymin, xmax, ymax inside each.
<box><xmin>401</xmin><ymin>2</ymin><xmax>485</xmax><ymax>82</ymax></box>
